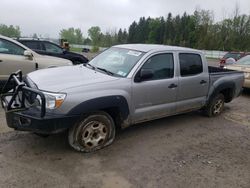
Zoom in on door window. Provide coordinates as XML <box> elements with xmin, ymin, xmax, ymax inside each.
<box><xmin>179</xmin><ymin>53</ymin><xmax>203</xmax><ymax>76</ymax></box>
<box><xmin>0</xmin><ymin>39</ymin><xmax>25</xmax><ymax>55</ymax></box>
<box><xmin>20</xmin><ymin>41</ymin><xmax>40</xmax><ymax>50</ymax></box>
<box><xmin>44</xmin><ymin>42</ymin><xmax>63</xmax><ymax>54</ymax></box>
<box><xmin>139</xmin><ymin>53</ymin><xmax>174</xmax><ymax>80</ymax></box>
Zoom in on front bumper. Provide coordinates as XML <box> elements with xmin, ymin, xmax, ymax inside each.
<box><xmin>1</xmin><ymin>70</ymin><xmax>79</xmax><ymax>134</ymax></box>
<box><xmin>5</xmin><ymin>109</ymin><xmax>79</xmax><ymax>134</ymax></box>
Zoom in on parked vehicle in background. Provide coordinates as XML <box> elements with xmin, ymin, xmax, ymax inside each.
<box><xmin>1</xmin><ymin>44</ymin><xmax>244</xmax><ymax>152</ymax></box>
<box><xmin>219</xmin><ymin>52</ymin><xmax>250</xmax><ymax>68</ymax></box>
<box><xmin>0</xmin><ymin>35</ymin><xmax>72</xmax><ymax>90</ymax></box>
<box><xmin>82</xmin><ymin>48</ymin><xmax>90</xmax><ymax>53</ymax></box>
<box><xmin>224</xmin><ymin>55</ymin><xmax>250</xmax><ymax>88</ymax></box>
<box><xmin>17</xmin><ymin>39</ymin><xmax>89</xmax><ymax>65</ymax></box>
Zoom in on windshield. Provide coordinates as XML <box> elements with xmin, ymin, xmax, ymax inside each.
<box><xmin>89</xmin><ymin>47</ymin><xmax>145</xmax><ymax>77</ymax></box>
<box><xmin>223</xmin><ymin>52</ymin><xmax>242</xmax><ymax>60</ymax></box>
<box><xmin>237</xmin><ymin>55</ymin><xmax>250</xmax><ymax>65</ymax></box>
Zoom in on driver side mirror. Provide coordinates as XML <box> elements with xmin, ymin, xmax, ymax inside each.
<box><xmin>24</xmin><ymin>50</ymin><xmax>33</xmax><ymax>59</ymax></box>
<box><xmin>135</xmin><ymin>68</ymin><xmax>154</xmax><ymax>82</ymax></box>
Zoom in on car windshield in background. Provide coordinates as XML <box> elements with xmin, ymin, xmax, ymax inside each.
<box><xmin>237</xmin><ymin>55</ymin><xmax>250</xmax><ymax>65</ymax></box>
<box><xmin>89</xmin><ymin>47</ymin><xmax>145</xmax><ymax>77</ymax></box>
<box><xmin>223</xmin><ymin>53</ymin><xmax>242</xmax><ymax>60</ymax></box>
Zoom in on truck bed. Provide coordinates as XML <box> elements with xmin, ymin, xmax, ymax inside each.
<box><xmin>208</xmin><ymin>66</ymin><xmax>240</xmax><ymax>74</ymax></box>
<box><xmin>208</xmin><ymin>66</ymin><xmax>244</xmax><ymax>97</ymax></box>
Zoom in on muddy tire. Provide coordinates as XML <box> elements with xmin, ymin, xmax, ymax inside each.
<box><xmin>68</xmin><ymin>112</ymin><xmax>115</xmax><ymax>153</ymax></box>
<box><xmin>204</xmin><ymin>93</ymin><xmax>225</xmax><ymax>117</ymax></box>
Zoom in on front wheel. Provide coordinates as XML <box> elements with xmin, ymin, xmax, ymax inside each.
<box><xmin>68</xmin><ymin>112</ymin><xmax>115</xmax><ymax>152</ymax></box>
<box><xmin>204</xmin><ymin>93</ymin><xmax>225</xmax><ymax>117</ymax></box>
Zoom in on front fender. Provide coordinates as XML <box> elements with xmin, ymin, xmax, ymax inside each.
<box><xmin>67</xmin><ymin>95</ymin><xmax>130</xmax><ymax>122</ymax></box>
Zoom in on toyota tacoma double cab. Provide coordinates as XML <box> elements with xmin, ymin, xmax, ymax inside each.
<box><xmin>1</xmin><ymin>44</ymin><xmax>244</xmax><ymax>152</ymax></box>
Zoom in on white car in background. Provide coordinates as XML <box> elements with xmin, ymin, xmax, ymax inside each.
<box><xmin>225</xmin><ymin>55</ymin><xmax>250</xmax><ymax>88</ymax></box>
<box><xmin>0</xmin><ymin>35</ymin><xmax>72</xmax><ymax>89</ymax></box>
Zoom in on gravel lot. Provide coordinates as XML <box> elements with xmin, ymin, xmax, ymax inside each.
<box><xmin>0</xmin><ymin>59</ymin><xmax>249</xmax><ymax>188</ymax></box>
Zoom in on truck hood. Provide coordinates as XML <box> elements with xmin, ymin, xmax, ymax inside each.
<box><xmin>27</xmin><ymin>65</ymin><xmax>119</xmax><ymax>92</ymax></box>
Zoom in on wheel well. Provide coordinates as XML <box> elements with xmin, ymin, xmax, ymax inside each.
<box><xmin>101</xmin><ymin>107</ymin><xmax>123</xmax><ymax>129</ymax></box>
<box><xmin>220</xmin><ymin>88</ymin><xmax>234</xmax><ymax>103</ymax></box>
<box><xmin>68</xmin><ymin>96</ymin><xmax>130</xmax><ymax>128</ymax></box>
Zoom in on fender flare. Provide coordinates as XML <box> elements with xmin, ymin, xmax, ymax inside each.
<box><xmin>67</xmin><ymin>95</ymin><xmax>130</xmax><ymax>121</ymax></box>
<box><xmin>207</xmin><ymin>81</ymin><xmax>236</xmax><ymax>104</ymax></box>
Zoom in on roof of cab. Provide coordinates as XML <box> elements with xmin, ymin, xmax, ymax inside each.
<box><xmin>114</xmin><ymin>44</ymin><xmax>201</xmax><ymax>53</ymax></box>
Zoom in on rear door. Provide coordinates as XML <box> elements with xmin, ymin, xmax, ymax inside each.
<box><xmin>176</xmin><ymin>53</ymin><xmax>209</xmax><ymax>112</ymax></box>
<box><xmin>0</xmin><ymin>38</ymin><xmax>36</xmax><ymax>80</ymax></box>
<box><xmin>132</xmin><ymin>52</ymin><xmax>178</xmax><ymax>123</ymax></box>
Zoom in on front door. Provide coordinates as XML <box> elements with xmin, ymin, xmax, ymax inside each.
<box><xmin>132</xmin><ymin>53</ymin><xmax>178</xmax><ymax>123</ymax></box>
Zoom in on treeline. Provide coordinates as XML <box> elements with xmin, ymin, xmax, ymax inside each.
<box><xmin>59</xmin><ymin>26</ymin><xmax>128</xmax><ymax>49</ymax></box>
<box><xmin>127</xmin><ymin>10</ymin><xmax>250</xmax><ymax>51</ymax></box>
<box><xmin>1</xmin><ymin>9</ymin><xmax>250</xmax><ymax>51</ymax></box>
<box><xmin>0</xmin><ymin>24</ymin><xmax>21</xmax><ymax>38</ymax></box>
<box><xmin>79</xmin><ymin>9</ymin><xmax>250</xmax><ymax>51</ymax></box>
<box><xmin>59</xmin><ymin>28</ymin><xmax>84</xmax><ymax>44</ymax></box>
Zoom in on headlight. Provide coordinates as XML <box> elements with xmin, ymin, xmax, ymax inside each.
<box><xmin>37</xmin><ymin>92</ymin><xmax>66</xmax><ymax>109</ymax></box>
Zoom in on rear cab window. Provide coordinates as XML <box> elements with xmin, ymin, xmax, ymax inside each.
<box><xmin>179</xmin><ymin>53</ymin><xmax>203</xmax><ymax>76</ymax></box>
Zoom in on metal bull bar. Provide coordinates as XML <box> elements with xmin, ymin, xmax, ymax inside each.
<box><xmin>0</xmin><ymin>70</ymin><xmax>46</xmax><ymax>118</ymax></box>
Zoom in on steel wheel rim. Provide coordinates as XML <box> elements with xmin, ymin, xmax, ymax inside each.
<box><xmin>213</xmin><ymin>99</ymin><xmax>223</xmax><ymax>114</ymax></box>
<box><xmin>79</xmin><ymin>121</ymin><xmax>109</xmax><ymax>149</ymax></box>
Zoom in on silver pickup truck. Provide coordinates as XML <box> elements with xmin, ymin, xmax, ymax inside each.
<box><xmin>1</xmin><ymin>44</ymin><xmax>244</xmax><ymax>152</ymax></box>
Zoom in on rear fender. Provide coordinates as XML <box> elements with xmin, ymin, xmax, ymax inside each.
<box><xmin>207</xmin><ymin>82</ymin><xmax>235</xmax><ymax>104</ymax></box>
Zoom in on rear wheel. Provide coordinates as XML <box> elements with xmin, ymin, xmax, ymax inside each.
<box><xmin>68</xmin><ymin>112</ymin><xmax>115</xmax><ymax>152</ymax></box>
<box><xmin>204</xmin><ymin>93</ymin><xmax>225</xmax><ymax>117</ymax></box>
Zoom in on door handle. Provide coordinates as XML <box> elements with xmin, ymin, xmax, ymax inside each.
<box><xmin>200</xmin><ymin>80</ymin><xmax>207</xmax><ymax>84</ymax></box>
<box><xmin>168</xmin><ymin>83</ymin><xmax>178</xmax><ymax>89</ymax></box>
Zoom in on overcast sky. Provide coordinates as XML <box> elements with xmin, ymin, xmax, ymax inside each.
<box><xmin>1</xmin><ymin>0</ymin><xmax>250</xmax><ymax>38</ymax></box>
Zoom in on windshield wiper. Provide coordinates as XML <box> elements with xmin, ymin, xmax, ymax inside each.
<box><xmin>84</xmin><ymin>64</ymin><xmax>116</xmax><ymax>76</ymax></box>
<box><xmin>84</xmin><ymin>63</ymin><xmax>96</xmax><ymax>70</ymax></box>
<box><xmin>96</xmin><ymin>67</ymin><xmax>114</xmax><ymax>76</ymax></box>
